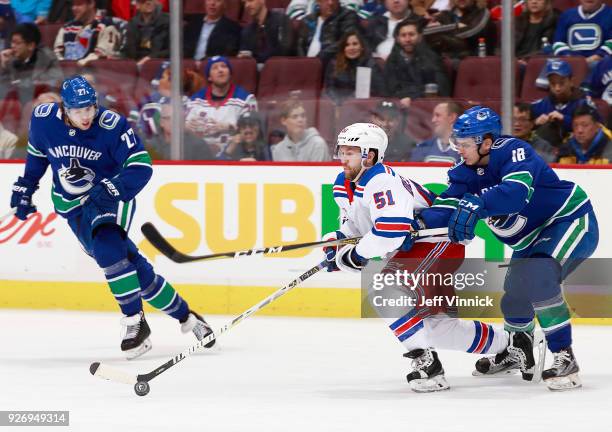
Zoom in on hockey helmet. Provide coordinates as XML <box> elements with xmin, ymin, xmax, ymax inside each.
<box><xmin>336</xmin><ymin>122</ymin><xmax>388</xmax><ymax>164</ymax></box>
<box><xmin>61</xmin><ymin>75</ymin><xmax>98</xmax><ymax>110</ymax></box>
<box><xmin>451</xmin><ymin>106</ymin><xmax>501</xmax><ymax>149</ymax></box>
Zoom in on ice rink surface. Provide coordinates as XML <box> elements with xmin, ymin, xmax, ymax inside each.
<box><xmin>0</xmin><ymin>310</ymin><xmax>610</xmax><ymax>432</ymax></box>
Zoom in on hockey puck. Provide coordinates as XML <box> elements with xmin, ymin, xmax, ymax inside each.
<box><xmin>134</xmin><ymin>381</ymin><xmax>150</xmax><ymax>397</ymax></box>
<box><xmin>89</xmin><ymin>362</ymin><xmax>100</xmax><ymax>375</ymax></box>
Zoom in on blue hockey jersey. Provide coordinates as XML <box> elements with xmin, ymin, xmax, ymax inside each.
<box><xmin>553</xmin><ymin>5</ymin><xmax>612</xmax><ymax>58</ymax></box>
<box><xmin>530</xmin><ymin>95</ymin><xmax>592</xmax><ymax>133</ymax></box>
<box><xmin>24</xmin><ymin>103</ymin><xmax>153</xmax><ymax>219</ymax></box>
<box><xmin>585</xmin><ymin>54</ymin><xmax>612</xmax><ymax>104</ymax></box>
<box><xmin>420</xmin><ymin>136</ymin><xmax>592</xmax><ymax>251</ymax></box>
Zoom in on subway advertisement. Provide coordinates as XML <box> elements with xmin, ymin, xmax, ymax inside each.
<box><xmin>1</xmin><ymin>162</ymin><xmax>611</xmax><ymax>317</ymax></box>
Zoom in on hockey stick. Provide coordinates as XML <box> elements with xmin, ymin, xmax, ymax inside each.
<box><xmin>0</xmin><ymin>208</ymin><xmax>16</xmax><ymax>223</ymax></box>
<box><xmin>90</xmin><ymin>227</ymin><xmax>447</xmax><ymax>395</ymax></box>
<box><xmin>141</xmin><ymin>222</ymin><xmax>448</xmax><ymax>264</ymax></box>
<box><xmin>90</xmin><ymin>260</ymin><xmax>328</xmax><ymax>395</ymax></box>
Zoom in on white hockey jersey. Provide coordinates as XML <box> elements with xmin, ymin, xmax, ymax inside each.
<box><xmin>332</xmin><ymin>163</ymin><xmax>438</xmax><ymax>259</ymax></box>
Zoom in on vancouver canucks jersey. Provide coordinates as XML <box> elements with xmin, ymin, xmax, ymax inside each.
<box><xmin>421</xmin><ymin>137</ymin><xmax>592</xmax><ymax>251</ymax></box>
<box><xmin>332</xmin><ymin>163</ymin><xmax>438</xmax><ymax>259</ymax></box>
<box><xmin>24</xmin><ymin>103</ymin><xmax>153</xmax><ymax>219</ymax></box>
<box><xmin>553</xmin><ymin>5</ymin><xmax>612</xmax><ymax>57</ymax></box>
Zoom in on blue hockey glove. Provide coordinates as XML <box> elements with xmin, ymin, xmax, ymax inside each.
<box><xmin>336</xmin><ymin>244</ymin><xmax>368</xmax><ymax>273</ymax></box>
<box><xmin>448</xmin><ymin>193</ymin><xmax>488</xmax><ymax>243</ymax></box>
<box><xmin>82</xmin><ymin>178</ymin><xmax>126</xmax><ymax>232</ymax></box>
<box><xmin>10</xmin><ymin>177</ymin><xmax>38</xmax><ymax>220</ymax></box>
<box><xmin>322</xmin><ymin>231</ymin><xmax>346</xmax><ymax>272</ymax></box>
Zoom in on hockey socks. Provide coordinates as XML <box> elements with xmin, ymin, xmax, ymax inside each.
<box><xmin>140</xmin><ymin>275</ymin><xmax>189</xmax><ymax>320</ymax></box>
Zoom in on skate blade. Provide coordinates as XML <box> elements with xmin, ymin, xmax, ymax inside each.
<box><xmin>472</xmin><ymin>368</ymin><xmax>519</xmax><ymax>377</ymax></box>
<box><xmin>545</xmin><ymin>373</ymin><xmax>582</xmax><ymax>391</ymax></box>
<box><xmin>124</xmin><ymin>338</ymin><xmax>152</xmax><ymax>360</ymax></box>
<box><xmin>532</xmin><ymin>331</ymin><xmax>547</xmax><ymax>383</ymax></box>
<box><xmin>410</xmin><ymin>375</ymin><xmax>450</xmax><ymax>393</ymax></box>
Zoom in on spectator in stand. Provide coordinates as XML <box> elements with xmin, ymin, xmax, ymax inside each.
<box><xmin>552</xmin><ymin>0</ymin><xmax>611</xmax><ymax>66</ymax></box>
<box><xmin>239</xmin><ymin>0</ymin><xmax>295</xmax><ymax>64</ymax></box>
<box><xmin>0</xmin><ymin>1</ymin><xmax>15</xmax><ymax>50</ymax></box>
<box><xmin>147</xmin><ymin>101</ymin><xmax>214</xmax><ymax>160</ymax></box>
<box><xmin>410</xmin><ymin>100</ymin><xmax>461</xmax><ymax>163</ymax></box>
<box><xmin>122</xmin><ymin>0</ymin><xmax>169</xmax><ymax>66</ymax></box>
<box><xmin>515</xmin><ymin>0</ymin><xmax>559</xmax><ymax>59</ymax></box>
<box><xmin>287</xmin><ymin>0</ymin><xmax>362</xmax><ymax>21</ymax></box>
<box><xmin>11</xmin><ymin>0</ymin><xmax>51</xmax><ymax>24</ymax></box>
<box><xmin>584</xmin><ymin>54</ymin><xmax>611</xmax><ymax>105</ymax></box>
<box><xmin>218</xmin><ymin>111</ymin><xmax>271</xmax><ymax>161</ymax></box>
<box><xmin>531</xmin><ymin>59</ymin><xmax>593</xmax><ymax>146</ymax></box>
<box><xmin>558</xmin><ymin>104</ymin><xmax>612</xmax><ymax>164</ymax></box>
<box><xmin>426</xmin><ymin>0</ymin><xmax>497</xmax><ymax>58</ymax></box>
<box><xmin>110</xmin><ymin>0</ymin><xmax>168</xmax><ymax>20</ymax></box>
<box><xmin>183</xmin><ymin>0</ymin><xmax>241</xmax><ymax>60</ymax></box>
<box><xmin>272</xmin><ymin>99</ymin><xmax>331</xmax><ymax>161</ymax></box>
<box><xmin>54</xmin><ymin>0</ymin><xmax>121</xmax><ymax>66</ymax></box>
<box><xmin>297</xmin><ymin>0</ymin><xmax>359</xmax><ymax>65</ymax></box>
<box><xmin>186</xmin><ymin>56</ymin><xmax>257</xmax><ymax>155</ymax></box>
<box><xmin>366</xmin><ymin>0</ymin><xmax>413</xmax><ymax>60</ymax></box>
<box><xmin>513</xmin><ymin>102</ymin><xmax>557</xmax><ymax>163</ymax></box>
<box><xmin>323</xmin><ymin>30</ymin><xmax>384</xmax><ymax>103</ymax></box>
<box><xmin>0</xmin><ymin>22</ymin><xmax>63</xmax><ymax>104</ymax></box>
<box><xmin>383</xmin><ymin>18</ymin><xmax>450</xmax><ymax>108</ymax></box>
<box><xmin>370</xmin><ymin>99</ymin><xmax>415</xmax><ymax>161</ymax></box>
<box><xmin>0</xmin><ymin>120</ymin><xmax>17</xmax><ymax>158</ymax></box>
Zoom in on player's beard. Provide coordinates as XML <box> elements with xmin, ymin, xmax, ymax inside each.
<box><xmin>343</xmin><ymin>163</ymin><xmax>364</xmax><ymax>182</ymax></box>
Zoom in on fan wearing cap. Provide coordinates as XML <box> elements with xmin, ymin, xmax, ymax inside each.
<box><xmin>531</xmin><ymin>59</ymin><xmax>595</xmax><ymax>145</ymax></box>
<box><xmin>219</xmin><ymin>111</ymin><xmax>271</xmax><ymax>161</ymax></box>
<box><xmin>421</xmin><ymin>105</ymin><xmax>599</xmax><ymax>391</ymax></box>
<box><xmin>186</xmin><ymin>56</ymin><xmax>258</xmax><ymax>153</ymax></box>
<box><xmin>369</xmin><ymin>100</ymin><xmax>416</xmax><ymax>161</ymax></box>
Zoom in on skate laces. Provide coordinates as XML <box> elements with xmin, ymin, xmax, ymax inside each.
<box><xmin>121</xmin><ymin>314</ymin><xmax>142</xmax><ymax>340</ymax></box>
<box><xmin>551</xmin><ymin>350</ymin><xmax>571</xmax><ymax>369</ymax></box>
<box><xmin>412</xmin><ymin>349</ymin><xmax>433</xmax><ymax>371</ymax></box>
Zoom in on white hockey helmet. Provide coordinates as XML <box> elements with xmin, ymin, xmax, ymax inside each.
<box><xmin>336</xmin><ymin>123</ymin><xmax>388</xmax><ymax>164</ymax></box>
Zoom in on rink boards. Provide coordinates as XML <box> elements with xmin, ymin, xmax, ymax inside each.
<box><xmin>1</xmin><ymin>161</ymin><xmax>611</xmax><ymax>319</ymax></box>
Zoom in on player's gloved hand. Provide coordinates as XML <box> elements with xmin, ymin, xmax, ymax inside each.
<box><xmin>82</xmin><ymin>178</ymin><xmax>127</xmax><ymax>231</ymax></box>
<box><xmin>399</xmin><ymin>217</ymin><xmax>425</xmax><ymax>251</ymax></box>
<box><xmin>336</xmin><ymin>244</ymin><xmax>368</xmax><ymax>274</ymax></box>
<box><xmin>322</xmin><ymin>231</ymin><xmax>346</xmax><ymax>272</ymax></box>
<box><xmin>448</xmin><ymin>193</ymin><xmax>488</xmax><ymax>243</ymax></box>
<box><xmin>10</xmin><ymin>176</ymin><xmax>38</xmax><ymax>220</ymax></box>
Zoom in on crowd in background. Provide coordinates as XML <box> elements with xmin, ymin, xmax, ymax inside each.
<box><xmin>0</xmin><ymin>0</ymin><xmax>609</xmax><ymax>163</ymax></box>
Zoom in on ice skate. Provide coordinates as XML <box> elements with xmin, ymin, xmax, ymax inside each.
<box><xmin>181</xmin><ymin>310</ymin><xmax>216</xmax><ymax>348</ymax></box>
<box><xmin>542</xmin><ymin>347</ymin><xmax>581</xmax><ymax>391</ymax></box>
<box><xmin>404</xmin><ymin>348</ymin><xmax>450</xmax><ymax>393</ymax></box>
<box><xmin>120</xmin><ymin>311</ymin><xmax>152</xmax><ymax>360</ymax></box>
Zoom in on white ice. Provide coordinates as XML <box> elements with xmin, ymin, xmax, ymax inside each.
<box><xmin>0</xmin><ymin>310</ymin><xmax>610</xmax><ymax>432</ymax></box>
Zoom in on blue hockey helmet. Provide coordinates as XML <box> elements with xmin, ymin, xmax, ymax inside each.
<box><xmin>451</xmin><ymin>106</ymin><xmax>502</xmax><ymax>146</ymax></box>
<box><xmin>61</xmin><ymin>75</ymin><xmax>98</xmax><ymax>109</ymax></box>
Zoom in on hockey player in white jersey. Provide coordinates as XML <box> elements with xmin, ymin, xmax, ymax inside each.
<box><xmin>325</xmin><ymin>123</ymin><xmax>510</xmax><ymax>392</ymax></box>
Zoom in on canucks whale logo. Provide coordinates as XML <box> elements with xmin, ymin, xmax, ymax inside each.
<box><xmin>58</xmin><ymin>158</ymin><xmax>95</xmax><ymax>195</ymax></box>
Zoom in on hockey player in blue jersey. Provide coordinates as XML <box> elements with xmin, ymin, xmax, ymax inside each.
<box><xmin>9</xmin><ymin>76</ymin><xmax>215</xmax><ymax>360</ymax></box>
<box><xmin>422</xmin><ymin>106</ymin><xmax>599</xmax><ymax>391</ymax></box>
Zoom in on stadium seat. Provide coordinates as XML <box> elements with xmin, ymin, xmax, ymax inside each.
<box><xmin>520</xmin><ymin>56</ymin><xmax>589</xmax><ymax>102</ymax></box>
<box><xmin>592</xmin><ymin>99</ymin><xmax>610</xmax><ymax>126</ymax></box>
<box><xmin>58</xmin><ymin>60</ymin><xmax>81</xmax><ymax>80</ymax></box>
<box><xmin>227</xmin><ymin>57</ymin><xmax>258</xmax><ymax>95</ymax></box>
<box><xmin>89</xmin><ymin>59</ymin><xmax>139</xmax><ymax>111</ymax></box>
<box><xmin>267</xmin><ymin>0</ymin><xmax>290</xmax><ymax>9</ymax></box>
<box><xmin>133</xmin><ymin>59</ymin><xmax>199</xmax><ymax>104</ymax></box>
<box><xmin>38</xmin><ymin>23</ymin><xmax>62</xmax><ymax>48</ymax></box>
<box><xmin>258</xmin><ymin>57</ymin><xmax>323</xmax><ymax>99</ymax></box>
<box><xmin>552</xmin><ymin>0</ymin><xmax>576</xmax><ymax>12</ymax></box>
<box><xmin>184</xmin><ymin>0</ymin><xmax>206</xmax><ymax>14</ymax></box>
<box><xmin>226</xmin><ymin>0</ymin><xmax>242</xmax><ymax>22</ymax></box>
<box><xmin>454</xmin><ymin>56</ymin><xmax>519</xmax><ymax>99</ymax></box>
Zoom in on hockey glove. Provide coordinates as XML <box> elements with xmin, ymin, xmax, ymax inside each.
<box><xmin>10</xmin><ymin>177</ymin><xmax>38</xmax><ymax>220</ymax></box>
<box><xmin>448</xmin><ymin>193</ymin><xmax>488</xmax><ymax>243</ymax></box>
<box><xmin>336</xmin><ymin>244</ymin><xmax>368</xmax><ymax>274</ymax></box>
<box><xmin>322</xmin><ymin>230</ymin><xmax>346</xmax><ymax>272</ymax></box>
<box><xmin>82</xmin><ymin>178</ymin><xmax>127</xmax><ymax>232</ymax></box>
<box><xmin>399</xmin><ymin>217</ymin><xmax>425</xmax><ymax>252</ymax></box>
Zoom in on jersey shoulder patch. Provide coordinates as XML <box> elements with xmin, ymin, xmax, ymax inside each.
<box><xmin>33</xmin><ymin>103</ymin><xmax>55</xmax><ymax>118</ymax></box>
<box><xmin>98</xmin><ymin>109</ymin><xmax>122</xmax><ymax>130</ymax></box>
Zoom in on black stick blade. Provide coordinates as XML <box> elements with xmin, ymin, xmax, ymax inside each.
<box><xmin>141</xmin><ymin>222</ymin><xmax>194</xmax><ymax>263</ymax></box>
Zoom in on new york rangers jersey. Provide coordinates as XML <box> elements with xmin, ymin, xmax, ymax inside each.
<box><xmin>332</xmin><ymin>163</ymin><xmax>438</xmax><ymax>259</ymax></box>
<box><xmin>421</xmin><ymin>137</ymin><xmax>592</xmax><ymax>251</ymax></box>
<box><xmin>24</xmin><ymin>103</ymin><xmax>153</xmax><ymax>219</ymax></box>
<box><xmin>553</xmin><ymin>5</ymin><xmax>612</xmax><ymax>57</ymax></box>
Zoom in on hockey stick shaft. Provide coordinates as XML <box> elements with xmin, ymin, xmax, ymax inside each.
<box><xmin>0</xmin><ymin>208</ymin><xmax>16</xmax><ymax>223</ymax></box>
<box><xmin>91</xmin><ymin>260</ymin><xmax>327</xmax><ymax>385</ymax></box>
<box><xmin>142</xmin><ymin>222</ymin><xmax>447</xmax><ymax>264</ymax></box>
